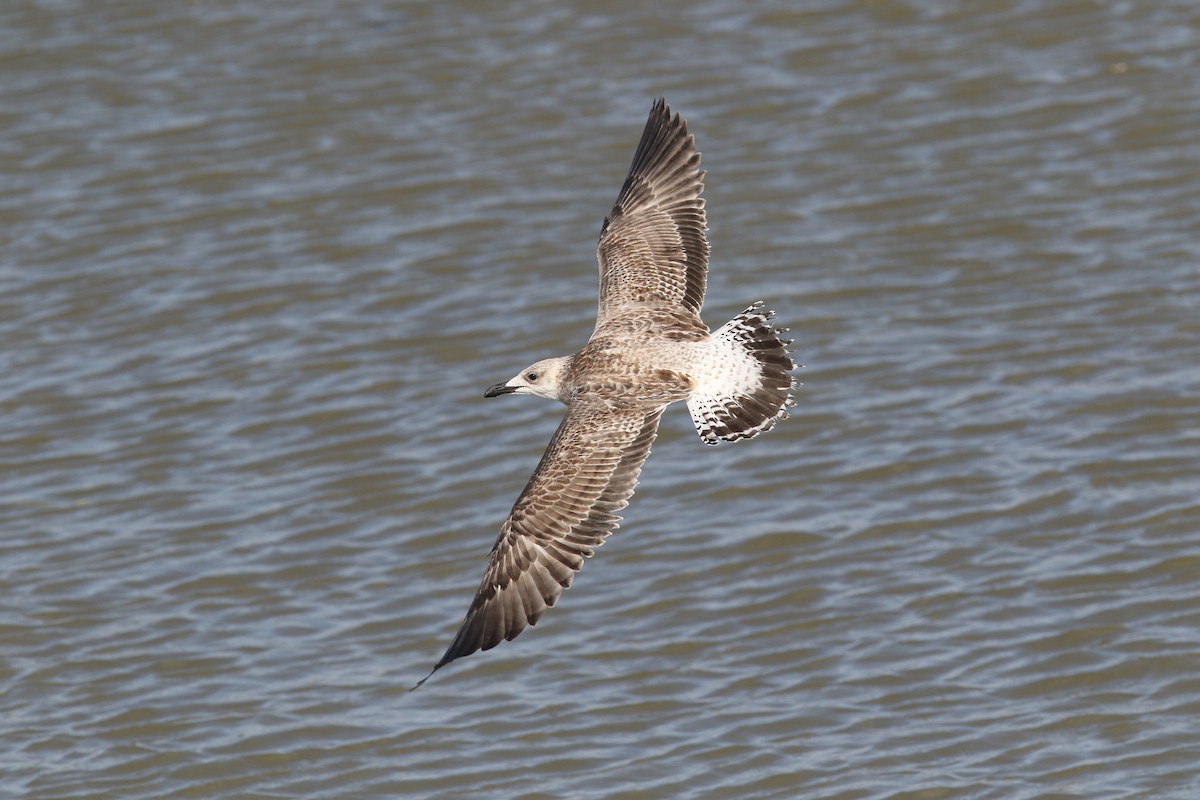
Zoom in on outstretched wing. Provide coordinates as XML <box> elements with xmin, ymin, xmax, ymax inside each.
<box><xmin>595</xmin><ymin>97</ymin><xmax>709</xmax><ymax>330</ymax></box>
<box><xmin>418</xmin><ymin>397</ymin><xmax>663</xmax><ymax>685</ymax></box>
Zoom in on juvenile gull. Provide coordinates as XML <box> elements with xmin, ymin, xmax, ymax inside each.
<box><xmin>414</xmin><ymin>98</ymin><xmax>796</xmax><ymax>689</ymax></box>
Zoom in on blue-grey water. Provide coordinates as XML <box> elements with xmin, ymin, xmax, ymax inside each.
<box><xmin>2</xmin><ymin>2</ymin><xmax>1199</xmax><ymax>798</ymax></box>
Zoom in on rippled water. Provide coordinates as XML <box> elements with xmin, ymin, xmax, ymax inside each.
<box><xmin>3</xmin><ymin>1</ymin><xmax>1199</xmax><ymax>798</ymax></box>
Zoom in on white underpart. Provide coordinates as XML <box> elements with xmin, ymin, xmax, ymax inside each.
<box><xmin>684</xmin><ymin>320</ymin><xmax>764</xmax><ymax>442</ymax></box>
<box><xmin>682</xmin><ymin>306</ymin><xmax>792</xmax><ymax>444</ymax></box>
<box><xmin>686</xmin><ymin>321</ymin><xmax>762</xmax><ymax>401</ymax></box>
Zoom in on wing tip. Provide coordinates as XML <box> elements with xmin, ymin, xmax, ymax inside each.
<box><xmin>410</xmin><ymin>663</ymin><xmax>439</xmax><ymax>691</ymax></box>
<box><xmin>650</xmin><ymin>95</ymin><xmax>683</xmax><ymax>127</ymax></box>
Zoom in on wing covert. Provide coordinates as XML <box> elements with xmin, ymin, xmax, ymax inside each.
<box><xmin>421</xmin><ymin>397</ymin><xmax>663</xmax><ymax>681</ymax></box>
<box><xmin>595</xmin><ymin>98</ymin><xmax>709</xmax><ymax>329</ymax></box>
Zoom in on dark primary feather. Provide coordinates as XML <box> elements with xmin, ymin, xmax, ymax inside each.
<box><xmin>596</xmin><ymin>98</ymin><xmax>709</xmax><ymax>327</ymax></box>
<box><xmin>413</xmin><ymin>397</ymin><xmax>663</xmax><ymax>688</ymax></box>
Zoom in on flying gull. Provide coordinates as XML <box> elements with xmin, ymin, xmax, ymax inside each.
<box><xmin>414</xmin><ymin>98</ymin><xmax>796</xmax><ymax>689</ymax></box>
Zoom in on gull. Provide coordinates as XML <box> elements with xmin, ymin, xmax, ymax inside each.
<box><xmin>414</xmin><ymin>98</ymin><xmax>796</xmax><ymax>689</ymax></box>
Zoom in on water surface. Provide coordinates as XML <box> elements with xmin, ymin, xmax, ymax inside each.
<box><xmin>2</xmin><ymin>1</ymin><xmax>1198</xmax><ymax>798</ymax></box>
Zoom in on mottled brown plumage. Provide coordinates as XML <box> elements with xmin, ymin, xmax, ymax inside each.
<box><xmin>425</xmin><ymin>398</ymin><xmax>662</xmax><ymax>678</ymax></box>
<box><xmin>414</xmin><ymin>99</ymin><xmax>796</xmax><ymax>689</ymax></box>
<box><xmin>596</xmin><ymin>97</ymin><xmax>709</xmax><ymax>328</ymax></box>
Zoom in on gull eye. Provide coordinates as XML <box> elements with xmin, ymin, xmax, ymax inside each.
<box><xmin>526</xmin><ymin>372</ymin><xmax>539</xmax><ymax>382</ymax></box>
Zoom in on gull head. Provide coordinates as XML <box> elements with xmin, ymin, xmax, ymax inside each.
<box><xmin>484</xmin><ymin>356</ymin><xmax>570</xmax><ymax>403</ymax></box>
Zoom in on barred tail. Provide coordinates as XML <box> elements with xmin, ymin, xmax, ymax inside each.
<box><xmin>688</xmin><ymin>302</ymin><xmax>797</xmax><ymax>445</ymax></box>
